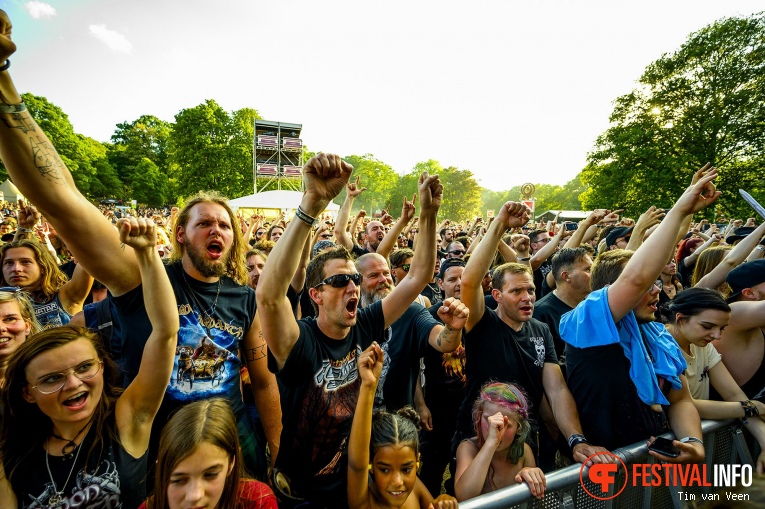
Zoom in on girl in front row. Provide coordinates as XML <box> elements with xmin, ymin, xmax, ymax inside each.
<box><xmin>348</xmin><ymin>342</ymin><xmax>457</xmax><ymax>509</ymax></box>
<box><xmin>140</xmin><ymin>398</ymin><xmax>277</xmax><ymax>509</ymax></box>
<box><xmin>454</xmin><ymin>382</ymin><xmax>546</xmax><ymax>501</ymax></box>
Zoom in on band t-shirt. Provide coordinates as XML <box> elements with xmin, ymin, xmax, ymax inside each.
<box><xmin>426</xmin><ymin>303</ymin><xmax>466</xmax><ymax>392</ymax></box>
<box><xmin>11</xmin><ymin>417</ymin><xmax>147</xmax><ymax>509</ymax></box>
<box><xmin>33</xmin><ymin>294</ymin><xmax>71</xmax><ymax>329</ymax></box>
<box><xmin>268</xmin><ymin>300</ymin><xmax>385</xmax><ymax>508</ymax></box>
<box><xmin>455</xmin><ymin>308</ymin><xmax>557</xmax><ymax>443</ymax></box>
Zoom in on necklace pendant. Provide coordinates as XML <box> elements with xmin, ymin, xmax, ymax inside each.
<box><xmin>48</xmin><ymin>493</ymin><xmax>63</xmax><ymax>506</ymax></box>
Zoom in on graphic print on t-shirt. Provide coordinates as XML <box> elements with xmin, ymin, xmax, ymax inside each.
<box><xmin>23</xmin><ymin>459</ymin><xmax>121</xmax><ymax>508</ymax></box>
<box><xmin>531</xmin><ymin>336</ymin><xmax>546</xmax><ymax>367</ymax></box>
<box><xmin>302</xmin><ymin>345</ymin><xmax>363</xmax><ymax>475</ymax></box>
<box><xmin>441</xmin><ymin>344</ymin><xmax>466</xmax><ymax>383</ymax></box>
<box><xmin>167</xmin><ymin>303</ymin><xmax>244</xmax><ymax>401</ymax></box>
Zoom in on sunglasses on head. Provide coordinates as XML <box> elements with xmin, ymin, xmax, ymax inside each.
<box><xmin>314</xmin><ymin>272</ymin><xmax>363</xmax><ymax>289</ymax></box>
<box><xmin>395</xmin><ymin>263</ymin><xmax>411</xmax><ymax>272</ymax></box>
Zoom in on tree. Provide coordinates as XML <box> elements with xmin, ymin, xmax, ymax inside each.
<box><xmin>130</xmin><ymin>158</ymin><xmax>169</xmax><ymax>207</ymax></box>
<box><xmin>170</xmin><ymin>100</ymin><xmax>261</xmax><ymax>200</ymax></box>
<box><xmin>340</xmin><ymin>154</ymin><xmax>398</xmax><ymax>213</ymax></box>
<box><xmin>581</xmin><ymin>13</ymin><xmax>765</xmax><ymax>219</ymax></box>
<box><xmin>438</xmin><ymin>165</ymin><xmax>482</xmax><ymax>221</ymax></box>
<box><xmin>109</xmin><ymin>114</ymin><xmax>172</xmax><ymax>199</ymax></box>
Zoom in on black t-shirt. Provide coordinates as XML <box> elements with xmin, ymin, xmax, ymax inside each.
<box><xmin>455</xmin><ymin>308</ymin><xmax>557</xmax><ymax>442</ymax></box>
<box><xmin>678</xmin><ymin>256</ymin><xmax>695</xmax><ymax>287</ymax></box>
<box><xmin>533</xmin><ymin>259</ymin><xmax>552</xmax><ymax>300</ymax></box>
<box><xmin>425</xmin><ymin>303</ymin><xmax>466</xmax><ymax>394</ymax></box>
<box><xmin>565</xmin><ymin>341</ymin><xmax>667</xmax><ymax>450</ymax></box>
<box><xmin>484</xmin><ymin>293</ymin><xmax>498</xmax><ymax>310</ymax></box>
<box><xmin>351</xmin><ymin>244</ymin><xmax>370</xmax><ymax>258</ymax></box>
<box><xmin>268</xmin><ymin>300</ymin><xmax>385</xmax><ymax>507</ymax></box>
<box><xmin>376</xmin><ymin>303</ymin><xmax>438</xmax><ymax>411</ymax></box>
<box><xmin>10</xmin><ymin>416</ymin><xmax>147</xmax><ymax>509</ymax></box>
<box><xmin>421</xmin><ymin>282</ymin><xmax>442</xmax><ymax>304</ymax></box>
<box><xmin>533</xmin><ymin>291</ymin><xmax>572</xmax><ymax>362</ymax></box>
<box><xmin>113</xmin><ymin>262</ymin><xmax>255</xmax><ymax>415</ymax></box>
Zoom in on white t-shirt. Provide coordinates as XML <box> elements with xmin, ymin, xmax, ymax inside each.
<box><xmin>682</xmin><ymin>343</ymin><xmax>723</xmax><ymax>400</ymax></box>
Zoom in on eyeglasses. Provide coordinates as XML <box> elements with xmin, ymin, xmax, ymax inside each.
<box><xmin>654</xmin><ymin>279</ymin><xmax>663</xmax><ymax>290</ymax></box>
<box><xmin>29</xmin><ymin>360</ymin><xmax>103</xmax><ymax>394</ymax></box>
<box><xmin>395</xmin><ymin>264</ymin><xmax>411</xmax><ymax>272</ymax></box>
<box><xmin>449</xmin><ymin>250</ymin><xmax>466</xmax><ymax>256</ymax></box>
<box><xmin>314</xmin><ymin>273</ymin><xmax>363</xmax><ymax>289</ymax></box>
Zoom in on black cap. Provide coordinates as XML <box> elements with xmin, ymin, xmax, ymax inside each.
<box><xmin>726</xmin><ymin>226</ymin><xmax>756</xmax><ymax>245</ymax></box>
<box><xmin>605</xmin><ymin>227</ymin><xmax>633</xmax><ymax>249</ymax></box>
<box><xmin>726</xmin><ymin>259</ymin><xmax>765</xmax><ymax>302</ymax></box>
<box><xmin>438</xmin><ymin>258</ymin><xmax>465</xmax><ymax>281</ymax></box>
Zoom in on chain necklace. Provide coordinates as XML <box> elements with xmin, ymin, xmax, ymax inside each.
<box><xmin>180</xmin><ymin>266</ymin><xmax>222</xmax><ymax>337</ymax></box>
<box><xmin>45</xmin><ymin>435</ymin><xmax>84</xmax><ymax>506</ymax></box>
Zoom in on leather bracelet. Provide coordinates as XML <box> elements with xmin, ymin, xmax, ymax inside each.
<box><xmin>0</xmin><ymin>59</ymin><xmax>9</xmax><ymax>72</ymax></box>
<box><xmin>0</xmin><ymin>102</ymin><xmax>26</xmax><ymax>114</ymax></box>
<box><xmin>294</xmin><ymin>205</ymin><xmax>317</xmax><ymax>226</ymax></box>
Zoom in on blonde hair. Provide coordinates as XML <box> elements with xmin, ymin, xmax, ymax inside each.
<box><xmin>0</xmin><ymin>240</ymin><xmax>69</xmax><ymax>302</ymax></box>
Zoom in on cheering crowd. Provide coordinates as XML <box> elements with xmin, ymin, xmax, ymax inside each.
<box><xmin>2</xmin><ymin>8</ymin><xmax>765</xmax><ymax>509</ymax></box>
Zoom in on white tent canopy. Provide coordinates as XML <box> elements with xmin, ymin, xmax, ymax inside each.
<box><xmin>228</xmin><ymin>190</ymin><xmax>339</xmax><ymax>219</ymax></box>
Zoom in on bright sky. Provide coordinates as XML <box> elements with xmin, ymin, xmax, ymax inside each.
<box><xmin>2</xmin><ymin>0</ymin><xmax>763</xmax><ymax>191</ymax></box>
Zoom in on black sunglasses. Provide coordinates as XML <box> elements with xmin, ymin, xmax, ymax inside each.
<box><xmin>314</xmin><ymin>273</ymin><xmax>363</xmax><ymax>289</ymax></box>
<box><xmin>449</xmin><ymin>250</ymin><xmax>466</xmax><ymax>256</ymax></box>
<box><xmin>395</xmin><ymin>263</ymin><xmax>411</xmax><ymax>272</ymax></box>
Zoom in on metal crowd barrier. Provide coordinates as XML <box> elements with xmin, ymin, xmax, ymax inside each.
<box><xmin>459</xmin><ymin>419</ymin><xmax>751</xmax><ymax>509</ymax></box>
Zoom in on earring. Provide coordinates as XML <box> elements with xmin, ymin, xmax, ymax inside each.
<box><xmin>368</xmin><ymin>464</ymin><xmax>373</xmax><ymax>472</ymax></box>
<box><xmin>416</xmin><ymin>461</ymin><xmax>420</xmax><ymax>470</ymax></box>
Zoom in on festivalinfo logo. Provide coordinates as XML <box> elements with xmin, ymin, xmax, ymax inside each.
<box><xmin>580</xmin><ymin>452</ymin><xmax>753</xmax><ymax>502</ymax></box>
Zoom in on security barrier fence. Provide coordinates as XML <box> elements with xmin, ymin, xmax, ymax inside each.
<box><xmin>459</xmin><ymin>419</ymin><xmax>751</xmax><ymax>509</ymax></box>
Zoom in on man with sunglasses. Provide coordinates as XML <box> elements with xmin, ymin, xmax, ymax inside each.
<box><xmin>445</xmin><ymin>241</ymin><xmax>466</xmax><ymax>259</ymax></box>
<box><xmin>257</xmin><ymin>154</ymin><xmax>466</xmax><ymax>508</ymax></box>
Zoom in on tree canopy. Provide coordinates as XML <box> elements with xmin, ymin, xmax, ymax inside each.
<box><xmin>581</xmin><ymin>12</ymin><xmax>765</xmax><ymax>219</ymax></box>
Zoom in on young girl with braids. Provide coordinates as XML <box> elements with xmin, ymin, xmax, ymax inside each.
<box><xmin>348</xmin><ymin>342</ymin><xmax>458</xmax><ymax>509</ymax></box>
<box><xmin>454</xmin><ymin>382</ymin><xmax>546</xmax><ymax>501</ymax></box>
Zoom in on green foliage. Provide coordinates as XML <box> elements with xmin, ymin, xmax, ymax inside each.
<box><xmin>170</xmin><ymin>100</ymin><xmax>261</xmax><ymax>201</ymax></box>
<box><xmin>341</xmin><ymin>154</ymin><xmax>398</xmax><ymax>213</ymax></box>
<box><xmin>130</xmin><ymin>158</ymin><xmax>169</xmax><ymax>207</ymax></box>
<box><xmin>583</xmin><ymin>13</ymin><xmax>765</xmax><ymax>218</ymax></box>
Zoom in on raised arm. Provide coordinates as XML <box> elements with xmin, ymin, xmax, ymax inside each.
<box><xmin>564</xmin><ymin>210</ymin><xmax>609</xmax><ymax>249</ymax></box>
<box><xmin>381</xmin><ymin>173</ymin><xmax>441</xmax><ymax>328</ymax></box>
<box><xmin>0</xmin><ymin>15</ymin><xmax>140</xmax><ymax>295</ymax></box>
<box><xmin>375</xmin><ymin>194</ymin><xmax>415</xmax><ymax>260</ymax></box>
<box><xmin>695</xmin><ymin>221</ymin><xmax>765</xmax><ymax>289</ymax></box>
<box><xmin>347</xmin><ymin>342</ymin><xmax>383</xmax><ymax>509</ymax></box>
<box><xmin>625</xmin><ymin>206</ymin><xmax>665</xmax><ymax>252</ymax></box>
<box><xmin>257</xmin><ymin>154</ymin><xmax>353</xmax><ymax>367</ymax></box>
<box><xmin>463</xmin><ymin>202</ymin><xmax>530</xmax><ymax>331</ymax></box>
<box><xmin>529</xmin><ymin>226</ymin><xmax>565</xmax><ymax>271</ymax></box>
<box><xmin>116</xmin><ymin>218</ymin><xmax>179</xmax><ymax>455</ymax></box>
<box><xmin>607</xmin><ymin>166</ymin><xmax>720</xmax><ymax>323</ymax></box>
<box><xmin>57</xmin><ymin>261</ymin><xmax>94</xmax><ymax>316</ymax></box>
<box><xmin>334</xmin><ymin>176</ymin><xmax>366</xmax><ymax>250</ymax></box>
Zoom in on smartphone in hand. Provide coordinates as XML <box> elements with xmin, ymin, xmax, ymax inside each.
<box><xmin>648</xmin><ymin>437</ymin><xmax>681</xmax><ymax>457</ymax></box>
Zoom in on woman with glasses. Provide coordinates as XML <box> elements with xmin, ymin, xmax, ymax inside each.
<box><xmin>0</xmin><ymin>239</ymin><xmax>93</xmax><ymax>328</ymax></box>
<box><xmin>0</xmin><ymin>290</ymin><xmax>41</xmax><ymax>389</ymax></box>
<box><xmin>0</xmin><ymin>218</ymin><xmax>179</xmax><ymax>508</ymax></box>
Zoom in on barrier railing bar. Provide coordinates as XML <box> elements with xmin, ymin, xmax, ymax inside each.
<box><xmin>459</xmin><ymin>419</ymin><xmax>739</xmax><ymax>509</ymax></box>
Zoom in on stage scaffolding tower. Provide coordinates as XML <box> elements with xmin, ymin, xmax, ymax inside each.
<box><xmin>253</xmin><ymin>120</ymin><xmax>304</xmax><ymax>193</ymax></box>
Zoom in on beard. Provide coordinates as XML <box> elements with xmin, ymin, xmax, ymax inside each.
<box><xmin>185</xmin><ymin>241</ymin><xmax>229</xmax><ymax>278</ymax></box>
<box><xmin>360</xmin><ymin>283</ymin><xmax>393</xmax><ymax>308</ymax></box>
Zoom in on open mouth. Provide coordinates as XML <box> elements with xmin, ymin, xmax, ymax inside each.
<box><xmin>0</xmin><ymin>337</ymin><xmax>11</xmax><ymax>345</ymax></box>
<box><xmin>388</xmin><ymin>491</ymin><xmax>405</xmax><ymax>498</ymax></box>
<box><xmin>648</xmin><ymin>300</ymin><xmax>659</xmax><ymax>311</ymax></box>
<box><xmin>63</xmin><ymin>391</ymin><xmax>88</xmax><ymax>408</ymax></box>
<box><xmin>346</xmin><ymin>298</ymin><xmax>358</xmax><ymax>317</ymax></box>
<box><xmin>207</xmin><ymin>241</ymin><xmax>223</xmax><ymax>259</ymax></box>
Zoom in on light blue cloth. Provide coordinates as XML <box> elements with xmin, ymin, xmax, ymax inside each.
<box><xmin>560</xmin><ymin>287</ymin><xmax>686</xmax><ymax>406</ymax></box>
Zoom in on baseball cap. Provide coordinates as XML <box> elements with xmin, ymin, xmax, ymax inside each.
<box><xmin>438</xmin><ymin>258</ymin><xmax>465</xmax><ymax>281</ymax></box>
<box><xmin>725</xmin><ymin>227</ymin><xmax>756</xmax><ymax>245</ymax></box>
<box><xmin>726</xmin><ymin>259</ymin><xmax>765</xmax><ymax>302</ymax></box>
<box><xmin>605</xmin><ymin>227</ymin><xmax>633</xmax><ymax>249</ymax></box>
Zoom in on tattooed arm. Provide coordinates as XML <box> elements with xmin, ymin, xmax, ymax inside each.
<box><xmin>243</xmin><ymin>312</ymin><xmax>281</xmax><ymax>465</ymax></box>
<box><xmin>0</xmin><ymin>10</ymin><xmax>141</xmax><ymax>296</ymax></box>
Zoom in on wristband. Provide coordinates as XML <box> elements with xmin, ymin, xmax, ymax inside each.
<box><xmin>0</xmin><ymin>102</ymin><xmax>27</xmax><ymax>114</ymax></box>
<box><xmin>568</xmin><ymin>433</ymin><xmax>589</xmax><ymax>451</ymax></box>
<box><xmin>741</xmin><ymin>400</ymin><xmax>759</xmax><ymax>418</ymax></box>
<box><xmin>679</xmin><ymin>436</ymin><xmax>704</xmax><ymax>447</ymax></box>
<box><xmin>294</xmin><ymin>206</ymin><xmax>317</xmax><ymax>226</ymax></box>
<box><xmin>0</xmin><ymin>59</ymin><xmax>9</xmax><ymax>72</ymax></box>
<box><xmin>518</xmin><ymin>257</ymin><xmax>531</xmax><ymax>261</ymax></box>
